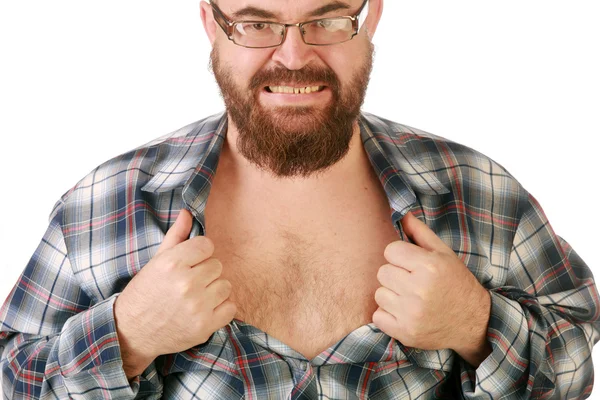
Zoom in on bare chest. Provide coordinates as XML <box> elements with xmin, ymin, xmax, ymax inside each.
<box><xmin>205</xmin><ymin>210</ymin><xmax>400</xmax><ymax>359</ymax></box>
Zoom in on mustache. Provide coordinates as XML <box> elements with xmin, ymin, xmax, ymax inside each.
<box><xmin>249</xmin><ymin>65</ymin><xmax>340</xmax><ymax>91</ymax></box>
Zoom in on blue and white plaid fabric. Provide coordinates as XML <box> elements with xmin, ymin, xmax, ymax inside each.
<box><xmin>1</xmin><ymin>112</ymin><xmax>598</xmax><ymax>399</ymax></box>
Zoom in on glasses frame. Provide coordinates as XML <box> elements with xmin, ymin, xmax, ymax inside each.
<box><xmin>210</xmin><ymin>0</ymin><xmax>370</xmax><ymax>49</ymax></box>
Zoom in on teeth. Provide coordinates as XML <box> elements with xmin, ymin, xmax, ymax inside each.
<box><xmin>268</xmin><ymin>85</ymin><xmax>323</xmax><ymax>94</ymax></box>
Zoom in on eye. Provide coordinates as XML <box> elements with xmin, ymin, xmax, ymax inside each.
<box><xmin>317</xmin><ymin>20</ymin><xmax>333</xmax><ymax>29</ymax></box>
<box><xmin>316</xmin><ymin>18</ymin><xmax>349</xmax><ymax>32</ymax></box>
<box><xmin>250</xmin><ymin>23</ymin><xmax>268</xmax><ymax>31</ymax></box>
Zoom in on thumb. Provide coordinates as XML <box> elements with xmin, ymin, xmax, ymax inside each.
<box><xmin>157</xmin><ymin>209</ymin><xmax>194</xmax><ymax>254</ymax></box>
<box><xmin>401</xmin><ymin>212</ymin><xmax>448</xmax><ymax>252</ymax></box>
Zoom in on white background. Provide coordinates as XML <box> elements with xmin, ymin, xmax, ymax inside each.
<box><xmin>1</xmin><ymin>0</ymin><xmax>599</xmax><ymax>394</ymax></box>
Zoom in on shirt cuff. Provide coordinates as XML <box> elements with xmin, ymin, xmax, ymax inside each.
<box><xmin>57</xmin><ymin>294</ymin><xmax>162</xmax><ymax>399</ymax></box>
<box><xmin>457</xmin><ymin>290</ymin><xmax>554</xmax><ymax>397</ymax></box>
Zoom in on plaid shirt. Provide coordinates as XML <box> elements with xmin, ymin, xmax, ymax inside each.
<box><xmin>1</xmin><ymin>112</ymin><xmax>599</xmax><ymax>399</ymax></box>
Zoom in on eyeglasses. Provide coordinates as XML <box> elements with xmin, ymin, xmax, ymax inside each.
<box><xmin>210</xmin><ymin>0</ymin><xmax>369</xmax><ymax>49</ymax></box>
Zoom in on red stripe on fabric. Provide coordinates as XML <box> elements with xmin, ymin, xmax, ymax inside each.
<box><xmin>244</xmin><ymin>353</ymin><xmax>278</xmax><ymax>364</ymax></box>
<box><xmin>527</xmin><ymin>376</ymin><xmax>533</xmax><ymax>389</ymax></box>
<box><xmin>169</xmin><ymin>135</ymin><xmax>212</xmax><ymax>144</ymax></box>
<box><xmin>505</xmin><ymin>362</ymin><xmax>534</xmax><ymax>397</ymax></box>
<box><xmin>62</xmin><ymin>337</ymin><xmax>118</xmax><ymax>375</ymax></box>
<box><xmin>91</xmin><ymin>365</ymin><xmax>111</xmax><ymax>400</ymax></box>
<box><xmin>320</xmin><ymin>351</ymin><xmax>345</xmax><ymax>364</ymax></box>
<box><xmin>380</xmin><ymin>166</ymin><xmax>397</xmax><ymax>183</ymax></box>
<box><xmin>526</xmin><ymin>196</ymin><xmax>600</xmax><ymax>321</ymax></box>
<box><xmin>46</xmin><ymin>365</ymin><xmax>61</xmax><ymax>375</ymax></box>
<box><xmin>534</xmin><ymin>263</ymin><xmax>567</xmax><ymax>292</ymax></box>
<box><xmin>419</xmin><ymin>204</ymin><xmax>519</xmax><ymax>228</ymax></box>
<box><xmin>184</xmin><ymin>350</ymin><xmax>239</xmax><ymax>374</ymax></box>
<box><xmin>433</xmin><ymin>369</ymin><xmax>447</xmax><ymax>398</ymax></box>
<box><xmin>226</xmin><ymin>325</ymin><xmax>253</xmax><ymax>400</ymax></box>
<box><xmin>360</xmin><ymin>362</ymin><xmax>376</xmax><ymax>399</ymax></box>
<box><xmin>374</xmin><ymin>359</ymin><xmax>409</xmax><ymax>373</ymax></box>
<box><xmin>7</xmin><ymin>337</ymin><xmax>24</xmax><ymax>373</ymax></box>
<box><xmin>487</xmin><ymin>332</ymin><xmax>527</xmax><ymax>369</ymax></box>
<box><xmin>18</xmin><ymin>371</ymin><xmax>43</xmax><ymax>383</ymax></box>
<box><xmin>372</xmin><ymin>134</ymin><xmax>412</xmax><ymax>146</ymax></box>
<box><xmin>384</xmin><ymin>339</ymin><xmax>394</xmax><ymax>362</ymax></box>
<box><xmin>18</xmin><ymin>279</ymin><xmax>84</xmax><ymax>313</ymax></box>
<box><xmin>396</xmin><ymin>133</ymin><xmax>413</xmax><ymax>144</ymax></box>
<box><xmin>127</xmin><ymin>150</ymin><xmax>145</xmax><ymax>277</ymax></box>
<box><xmin>63</xmin><ymin>203</ymin><xmax>175</xmax><ymax>234</ymax></box>
<box><xmin>163</xmin><ymin>354</ymin><xmax>174</xmax><ymax>376</ymax></box>
<box><xmin>547</xmin><ymin>321</ymin><xmax>572</xmax><ymax>338</ymax></box>
<box><xmin>460</xmin><ymin>368</ymin><xmax>475</xmax><ymax>385</ymax></box>
<box><xmin>290</xmin><ymin>368</ymin><xmax>312</xmax><ymax>397</ymax></box>
<box><xmin>586</xmin><ymin>280</ymin><xmax>600</xmax><ymax>322</ymax></box>
<box><xmin>83</xmin><ymin>308</ymin><xmax>110</xmax><ymax>399</ymax></box>
<box><xmin>440</xmin><ymin>145</ymin><xmax>470</xmax><ymax>263</ymax></box>
<box><xmin>9</xmin><ymin>335</ymin><xmax>25</xmax><ymax>359</ymax></box>
<box><xmin>85</xmin><ymin>307</ymin><xmax>97</xmax><ymax>366</ymax></box>
<box><xmin>545</xmin><ymin>342</ymin><xmax>555</xmax><ymax>366</ymax></box>
<box><xmin>21</xmin><ymin>341</ymin><xmax>46</xmax><ymax>397</ymax></box>
<box><xmin>196</xmin><ymin>166</ymin><xmax>215</xmax><ymax>180</ymax></box>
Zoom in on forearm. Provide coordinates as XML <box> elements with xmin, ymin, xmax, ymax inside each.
<box><xmin>457</xmin><ymin>290</ymin><xmax>599</xmax><ymax>399</ymax></box>
<box><xmin>114</xmin><ymin>297</ymin><xmax>157</xmax><ymax>380</ymax></box>
<box><xmin>453</xmin><ymin>290</ymin><xmax>493</xmax><ymax>368</ymax></box>
<box><xmin>1</xmin><ymin>295</ymin><xmax>162</xmax><ymax>399</ymax></box>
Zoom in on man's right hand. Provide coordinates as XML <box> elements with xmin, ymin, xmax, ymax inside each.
<box><xmin>113</xmin><ymin>209</ymin><xmax>236</xmax><ymax>379</ymax></box>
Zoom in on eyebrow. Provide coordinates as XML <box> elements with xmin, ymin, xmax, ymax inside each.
<box><xmin>230</xmin><ymin>1</ymin><xmax>352</xmax><ymax>20</ymax></box>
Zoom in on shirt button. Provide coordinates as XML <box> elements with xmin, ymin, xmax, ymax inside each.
<box><xmin>300</xmin><ymin>361</ymin><xmax>309</xmax><ymax>371</ymax></box>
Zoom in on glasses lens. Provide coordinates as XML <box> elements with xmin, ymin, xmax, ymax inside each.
<box><xmin>302</xmin><ymin>18</ymin><xmax>354</xmax><ymax>45</ymax></box>
<box><xmin>233</xmin><ymin>22</ymin><xmax>284</xmax><ymax>48</ymax></box>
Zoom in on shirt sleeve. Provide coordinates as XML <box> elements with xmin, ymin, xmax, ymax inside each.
<box><xmin>0</xmin><ymin>206</ymin><xmax>163</xmax><ymax>399</ymax></box>
<box><xmin>458</xmin><ymin>194</ymin><xmax>600</xmax><ymax>399</ymax></box>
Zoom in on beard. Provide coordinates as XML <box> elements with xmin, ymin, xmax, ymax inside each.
<box><xmin>209</xmin><ymin>42</ymin><xmax>374</xmax><ymax>178</ymax></box>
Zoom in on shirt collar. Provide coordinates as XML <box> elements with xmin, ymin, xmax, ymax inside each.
<box><xmin>142</xmin><ymin>111</ymin><xmax>450</xmax><ymax>227</ymax></box>
<box><xmin>359</xmin><ymin>112</ymin><xmax>449</xmax><ymax>222</ymax></box>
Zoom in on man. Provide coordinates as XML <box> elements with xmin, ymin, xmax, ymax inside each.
<box><xmin>1</xmin><ymin>0</ymin><xmax>598</xmax><ymax>399</ymax></box>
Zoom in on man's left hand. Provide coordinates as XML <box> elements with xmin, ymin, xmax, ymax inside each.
<box><xmin>373</xmin><ymin>212</ymin><xmax>492</xmax><ymax>360</ymax></box>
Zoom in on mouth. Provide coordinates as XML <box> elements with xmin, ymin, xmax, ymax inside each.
<box><xmin>264</xmin><ymin>85</ymin><xmax>327</xmax><ymax>94</ymax></box>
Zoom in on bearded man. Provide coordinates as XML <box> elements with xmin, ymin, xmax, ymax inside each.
<box><xmin>1</xmin><ymin>1</ymin><xmax>598</xmax><ymax>399</ymax></box>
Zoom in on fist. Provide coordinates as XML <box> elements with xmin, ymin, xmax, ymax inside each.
<box><xmin>372</xmin><ymin>212</ymin><xmax>490</xmax><ymax>353</ymax></box>
<box><xmin>114</xmin><ymin>209</ymin><xmax>236</xmax><ymax>362</ymax></box>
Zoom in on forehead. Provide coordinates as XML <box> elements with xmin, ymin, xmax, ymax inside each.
<box><xmin>217</xmin><ymin>0</ymin><xmax>363</xmax><ymax>20</ymax></box>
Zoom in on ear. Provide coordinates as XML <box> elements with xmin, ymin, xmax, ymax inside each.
<box><xmin>364</xmin><ymin>0</ymin><xmax>384</xmax><ymax>39</ymax></box>
<box><xmin>200</xmin><ymin>1</ymin><xmax>218</xmax><ymax>45</ymax></box>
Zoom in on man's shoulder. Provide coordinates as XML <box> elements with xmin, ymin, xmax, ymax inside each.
<box><xmin>361</xmin><ymin>112</ymin><xmax>517</xmax><ymax>181</ymax></box>
<box><xmin>55</xmin><ymin>113</ymin><xmax>225</xmax><ymax>212</ymax></box>
<box><xmin>361</xmin><ymin>112</ymin><xmax>526</xmax><ymax>212</ymax></box>
<box><xmin>131</xmin><ymin>112</ymin><xmax>225</xmax><ymax>152</ymax></box>
<box><xmin>47</xmin><ymin>113</ymin><xmax>225</xmax><ymax>300</ymax></box>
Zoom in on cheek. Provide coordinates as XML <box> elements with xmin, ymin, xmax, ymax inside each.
<box><xmin>219</xmin><ymin>45</ymin><xmax>273</xmax><ymax>86</ymax></box>
<box><xmin>314</xmin><ymin>42</ymin><xmax>368</xmax><ymax>85</ymax></box>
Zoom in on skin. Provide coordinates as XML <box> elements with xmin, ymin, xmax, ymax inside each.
<box><xmin>114</xmin><ymin>210</ymin><xmax>236</xmax><ymax>378</ymax></box>
<box><xmin>374</xmin><ymin>213</ymin><xmax>492</xmax><ymax>367</ymax></box>
<box><xmin>114</xmin><ymin>0</ymin><xmax>492</xmax><ymax>380</ymax></box>
<box><xmin>200</xmin><ymin>0</ymin><xmax>383</xmax><ymax>183</ymax></box>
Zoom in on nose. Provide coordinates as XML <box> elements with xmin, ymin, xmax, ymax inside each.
<box><xmin>271</xmin><ymin>25</ymin><xmax>318</xmax><ymax>70</ymax></box>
